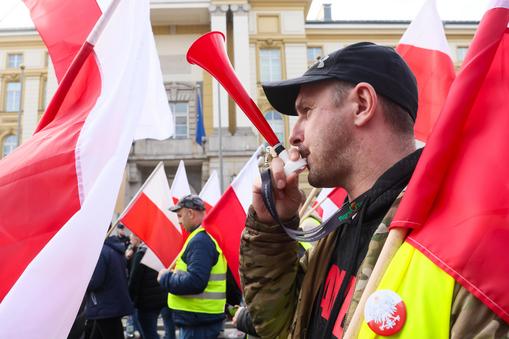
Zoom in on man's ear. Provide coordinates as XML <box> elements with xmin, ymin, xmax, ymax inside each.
<box><xmin>352</xmin><ymin>82</ymin><xmax>377</xmax><ymax>127</ymax></box>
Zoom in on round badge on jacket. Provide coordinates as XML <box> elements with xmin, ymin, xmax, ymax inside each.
<box><xmin>364</xmin><ymin>289</ymin><xmax>406</xmax><ymax>336</ymax></box>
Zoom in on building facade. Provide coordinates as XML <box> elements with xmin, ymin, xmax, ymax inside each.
<box><xmin>0</xmin><ymin>0</ymin><xmax>477</xmax><ymax>214</ymax></box>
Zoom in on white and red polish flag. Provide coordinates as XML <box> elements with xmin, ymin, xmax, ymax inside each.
<box><xmin>203</xmin><ymin>147</ymin><xmax>262</xmax><ymax>286</ymax></box>
<box><xmin>396</xmin><ymin>0</ymin><xmax>456</xmax><ymax>143</ymax></box>
<box><xmin>120</xmin><ymin>162</ymin><xmax>183</xmax><ymax>272</ymax></box>
<box><xmin>199</xmin><ymin>170</ymin><xmax>222</xmax><ymax>212</ymax></box>
<box><xmin>313</xmin><ymin>187</ymin><xmax>347</xmax><ymax>221</ymax></box>
<box><xmin>170</xmin><ymin>160</ymin><xmax>192</xmax><ymax>205</ymax></box>
<box><xmin>391</xmin><ymin>1</ymin><xmax>509</xmax><ymax>324</ymax></box>
<box><xmin>0</xmin><ymin>0</ymin><xmax>172</xmax><ymax>337</ymax></box>
<box><xmin>168</xmin><ymin>160</ymin><xmax>192</xmax><ymax>239</ymax></box>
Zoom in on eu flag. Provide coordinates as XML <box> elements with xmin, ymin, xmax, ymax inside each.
<box><xmin>195</xmin><ymin>88</ymin><xmax>206</xmax><ymax>145</ymax></box>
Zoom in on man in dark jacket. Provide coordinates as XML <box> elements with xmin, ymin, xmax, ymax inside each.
<box><xmin>85</xmin><ymin>236</ymin><xmax>133</xmax><ymax>339</ymax></box>
<box><xmin>158</xmin><ymin>195</ymin><xmax>227</xmax><ymax>339</ymax></box>
<box><xmin>129</xmin><ymin>243</ymin><xmax>175</xmax><ymax>339</ymax></box>
<box><xmin>239</xmin><ymin>42</ymin><xmax>509</xmax><ymax>338</ymax></box>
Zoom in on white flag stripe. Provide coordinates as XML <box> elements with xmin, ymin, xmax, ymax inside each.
<box><xmin>168</xmin><ymin>160</ymin><xmax>191</xmax><ymax>229</ymax></box>
<box><xmin>133</xmin><ymin>46</ymin><xmax>173</xmax><ymax>140</ymax></box>
<box><xmin>315</xmin><ymin>187</ymin><xmax>333</xmax><ymax>204</ymax></box>
<box><xmin>0</xmin><ymin>0</ymin><xmax>171</xmax><ymax>336</ymax></box>
<box><xmin>321</xmin><ymin>199</ymin><xmax>341</xmax><ymax>221</ymax></box>
<box><xmin>170</xmin><ymin>160</ymin><xmax>192</xmax><ymax>201</ymax></box>
<box><xmin>231</xmin><ymin>146</ymin><xmax>262</xmax><ymax>214</ymax></box>
<box><xmin>199</xmin><ymin>170</ymin><xmax>221</xmax><ymax>207</ymax></box>
<box><xmin>399</xmin><ymin>0</ymin><xmax>452</xmax><ymax>55</ymax></box>
<box><xmin>143</xmin><ymin>164</ymin><xmax>178</xmax><ymax>226</ymax></box>
<box><xmin>141</xmin><ymin>246</ymin><xmax>165</xmax><ymax>272</ymax></box>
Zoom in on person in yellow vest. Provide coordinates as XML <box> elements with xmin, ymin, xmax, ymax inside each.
<box><xmin>239</xmin><ymin>42</ymin><xmax>508</xmax><ymax>339</ymax></box>
<box><xmin>157</xmin><ymin>194</ymin><xmax>227</xmax><ymax>339</ymax></box>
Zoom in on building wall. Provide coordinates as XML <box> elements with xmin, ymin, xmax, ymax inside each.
<box><xmin>155</xmin><ymin>33</ymin><xmax>205</xmax><ymax>83</ymax></box>
<box><xmin>0</xmin><ymin>2</ymin><xmax>478</xmax><ymax>211</ymax></box>
<box><xmin>0</xmin><ymin>33</ymin><xmax>47</xmax><ymax>158</ymax></box>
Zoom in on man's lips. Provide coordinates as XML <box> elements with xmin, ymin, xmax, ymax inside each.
<box><xmin>298</xmin><ymin>146</ymin><xmax>310</xmax><ymax>159</ymax></box>
<box><xmin>297</xmin><ymin>146</ymin><xmax>310</xmax><ymax>170</ymax></box>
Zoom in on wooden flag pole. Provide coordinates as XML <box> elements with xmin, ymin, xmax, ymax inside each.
<box><xmin>301</xmin><ymin>188</ymin><xmax>336</xmax><ymax>221</ymax></box>
<box><xmin>299</xmin><ymin>187</ymin><xmax>320</xmax><ymax>218</ymax></box>
<box><xmin>343</xmin><ymin>227</ymin><xmax>408</xmax><ymax>338</ymax></box>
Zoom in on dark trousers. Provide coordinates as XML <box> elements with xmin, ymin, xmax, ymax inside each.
<box><xmin>85</xmin><ymin>317</ymin><xmax>124</xmax><ymax>339</ymax></box>
<box><xmin>179</xmin><ymin>321</ymin><xmax>223</xmax><ymax>339</ymax></box>
<box><xmin>161</xmin><ymin>307</ymin><xmax>176</xmax><ymax>339</ymax></box>
<box><xmin>137</xmin><ymin>309</ymin><xmax>160</xmax><ymax>339</ymax></box>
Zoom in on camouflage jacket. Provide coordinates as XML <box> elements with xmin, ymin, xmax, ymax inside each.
<box><xmin>239</xmin><ymin>194</ymin><xmax>509</xmax><ymax>339</ymax></box>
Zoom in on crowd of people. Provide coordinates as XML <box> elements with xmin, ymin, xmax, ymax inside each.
<box><xmin>238</xmin><ymin>41</ymin><xmax>508</xmax><ymax>338</ymax></box>
<box><xmin>70</xmin><ymin>41</ymin><xmax>508</xmax><ymax>339</ymax></box>
<box><xmin>69</xmin><ymin>195</ymin><xmax>245</xmax><ymax>339</ymax></box>
<box><xmin>66</xmin><ymin>223</ymin><xmax>176</xmax><ymax>339</ymax></box>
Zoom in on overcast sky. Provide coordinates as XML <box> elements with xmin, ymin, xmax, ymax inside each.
<box><xmin>0</xmin><ymin>0</ymin><xmax>485</xmax><ymax>30</ymax></box>
<box><xmin>308</xmin><ymin>0</ymin><xmax>484</xmax><ymax>21</ymax></box>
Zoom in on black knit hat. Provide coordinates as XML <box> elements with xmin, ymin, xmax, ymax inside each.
<box><xmin>262</xmin><ymin>42</ymin><xmax>418</xmax><ymax>121</ymax></box>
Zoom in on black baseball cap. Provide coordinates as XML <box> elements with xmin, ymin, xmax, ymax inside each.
<box><xmin>262</xmin><ymin>42</ymin><xmax>418</xmax><ymax>121</ymax></box>
<box><xmin>169</xmin><ymin>194</ymin><xmax>206</xmax><ymax>212</ymax></box>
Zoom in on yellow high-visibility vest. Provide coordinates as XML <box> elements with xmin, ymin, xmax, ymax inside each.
<box><xmin>299</xmin><ymin>241</ymin><xmax>313</xmax><ymax>251</ymax></box>
<box><xmin>168</xmin><ymin>227</ymin><xmax>227</xmax><ymax>314</ymax></box>
<box><xmin>359</xmin><ymin>241</ymin><xmax>455</xmax><ymax>338</ymax></box>
<box><xmin>299</xmin><ymin>214</ymin><xmax>321</xmax><ymax>250</ymax></box>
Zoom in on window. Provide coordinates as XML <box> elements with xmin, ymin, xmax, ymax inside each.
<box><xmin>7</xmin><ymin>53</ymin><xmax>23</xmax><ymax>69</ymax></box>
<box><xmin>170</xmin><ymin>102</ymin><xmax>189</xmax><ymax>138</ymax></box>
<box><xmin>456</xmin><ymin>46</ymin><xmax>469</xmax><ymax>64</ymax></box>
<box><xmin>2</xmin><ymin>135</ymin><xmax>17</xmax><ymax>157</ymax></box>
<box><xmin>6</xmin><ymin>82</ymin><xmax>21</xmax><ymax>112</ymax></box>
<box><xmin>307</xmin><ymin>47</ymin><xmax>323</xmax><ymax>67</ymax></box>
<box><xmin>265</xmin><ymin>110</ymin><xmax>285</xmax><ymax>143</ymax></box>
<box><xmin>260</xmin><ymin>49</ymin><xmax>282</xmax><ymax>82</ymax></box>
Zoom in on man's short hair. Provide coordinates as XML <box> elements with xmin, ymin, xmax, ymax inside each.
<box><xmin>331</xmin><ymin>80</ymin><xmax>414</xmax><ymax>136</ymax></box>
<box><xmin>378</xmin><ymin>95</ymin><xmax>415</xmax><ymax>136</ymax></box>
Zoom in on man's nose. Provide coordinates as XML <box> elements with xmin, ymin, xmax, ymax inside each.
<box><xmin>290</xmin><ymin>122</ymin><xmax>304</xmax><ymax>146</ymax></box>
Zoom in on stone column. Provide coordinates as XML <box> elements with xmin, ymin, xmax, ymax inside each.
<box><xmin>209</xmin><ymin>4</ymin><xmax>230</xmax><ymax>130</ymax></box>
<box><xmin>231</xmin><ymin>3</ymin><xmax>251</xmax><ymax>128</ymax></box>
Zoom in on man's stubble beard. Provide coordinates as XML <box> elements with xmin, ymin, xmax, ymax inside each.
<box><xmin>307</xmin><ymin>123</ymin><xmax>354</xmax><ymax>188</ymax></box>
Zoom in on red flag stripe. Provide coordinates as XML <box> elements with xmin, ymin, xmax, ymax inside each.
<box><xmin>315</xmin><ymin>205</ymin><xmax>324</xmax><ymax>218</ymax></box>
<box><xmin>203</xmin><ymin>186</ymin><xmax>247</xmax><ymax>286</ymax></box>
<box><xmin>328</xmin><ymin>187</ymin><xmax>347</xmax><ymax>207</ymax></box>
<box><xmin>0</xmin><ymin>1</ymin><xmax>172</xmax><ymax>336</ymax></box>
<box><xmin>394</xmin><ymin>0</ymin><xmax>456</xmax><ymax>143</ymax></box>
<box><xmin>23</xmin><ymin>0</ymin><xmax>101</xmax><ymax>81</ymax></box>
<box><xmin>0</xmin><ymin>0</ymin><xmax>101</xmax><ymax>300</ymax></box>
<box><xmin>397</xmin><ymin>45</ymin><xmax>455</xmax><ymax>142</ymax></box>
<box><xmin>392</xmin><ymin>5</ymin><xmax>509</xmax><ymax>323</ymax></box>
<box><xmin>204</xmin><ymin>201</ymin><xmax>214</xmax><ymax>213</ymax></box>
<box><xmin>202</xmin><ymin>147</ymin><xmax>261</xmax><ymax>287</ymax></box>
<box><xmin>121</xmin><ymin>193</ymin><xmax>183</xmax><ymax>267</ymax></box>
<box><xmin>395</xmin><ymin>0</ymin><xmax>456</xmax><ymax>143</ymax></box>
<box><xmin>392</xmin><ymin>7</ymin><xmax>509</xmax><ymax>229</ymax></box>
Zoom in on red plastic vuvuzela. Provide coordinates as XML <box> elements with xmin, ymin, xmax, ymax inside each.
<box><xmin>187</xmin><ymin>31</ymin><xmax>306</xmax><ymax>174</ymax></box>
<box><xmin>186</xmin><ymin>31</ymin><xmax>280</xmax><ymax>146</ymax></box>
